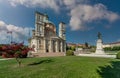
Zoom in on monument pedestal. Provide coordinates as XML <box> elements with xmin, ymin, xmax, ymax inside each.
<box><xmin>77</xmin><ymin>38</ymin><xmax>115</xmax><ymax>58</ymax></box>
<box><xmin>95</xmin><ymin>39</ymin><xmax>105</xmax><ymax>54</ymax></box>
<box><xmin>77</xmin><ymin>32</ymin><xmax>115</xmax><ymax>58</ymax></box>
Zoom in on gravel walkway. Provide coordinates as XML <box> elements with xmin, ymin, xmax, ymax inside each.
<box><xmin>0</xmin><ymin>58</ymin><xmax>14</xmax><ymax>61</ymax></box>
<box><xmin>78</xmin><ymin>53</ymin><xmax>116</xmax><ymax>58</ymax></box>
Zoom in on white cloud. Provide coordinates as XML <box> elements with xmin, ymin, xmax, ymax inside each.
<box><xmin>62</xmin><ymin>0</ymin><xmax>76</xmax><ymax>9</ymax></box>
<box><xmin>63</xmin><ymin>0</ymin><xmax>76</xmax><ymax>6</ymax></box>
<box><xmin>4</xmin><ymin>0</ymin><xmax>120</xmax><ymax>31</ymax></box>
<box><xmin>69</xmin><ymin>4</ymin><xmax>119</xmax><ymax>31</ymax></box>
<box><xmin>0</xmin><ymin>20</ymin><xmax>32</xmax><ymax>44</ymax></box>
<box><xmin>62</xmin><ymin>0</ymin><xmax>89</xmax><ymax>9</ymax></box>
<box><xmin>8</xmin><ymin>0</ymin><xmax>59</xmax><ymax>12</ymax></box>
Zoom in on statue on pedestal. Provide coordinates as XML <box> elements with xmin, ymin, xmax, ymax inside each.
<box><xmin>95</xmin><ymin>32</ymin><xmax>105</xmax><ymax>54</ymax></box>
<box><xmin>97</xmin><ymin>32</ymin><xmax>102</xmax><ymax>39</ymax></box>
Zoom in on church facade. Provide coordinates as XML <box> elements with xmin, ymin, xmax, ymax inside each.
<box><xmin>29</xmin><ymin>11</ymin><xmax>66</xmax><ymax>57</ymax></box>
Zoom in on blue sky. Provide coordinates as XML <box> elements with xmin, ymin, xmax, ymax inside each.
<box><xmin>0</xmin><ymin>0</ymin><xmax>120</xmax><ymax>45</ymax></box>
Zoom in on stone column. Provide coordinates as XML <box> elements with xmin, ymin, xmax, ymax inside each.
<box><xmin>32</xmin><ymin>39</ymin><xmax>37</xmax><ymax>53</ymax></box>
<box><xmin>63</xmin><ymin>41</ymin><xmax>66</xmax><ymax>52</ymax></box>
<box><xmin>49</xmin><ymin>40</ymin><xmax>53</xmax><ymax>52</ymax></box>
<box><xmin>56</xmin><ymin>41</ymin><xmax>59</xmax><ymax>52</ymax></box>
<box><xmin>36</xmin><ymin>38</ymin><xmax>39</xmax><ymax>53</ymax></box>
<box><xmin>43</xmin><ymin>39</ymin><xmax>46</xmax><ymax>53</ymax></box>
<box><xmin>41</xmin><ymin>24</ymin><xmax>45</xmax><ymax>36</ymax></box>
<box><xmin>60</xmin><ymin>41</ymin><xmax>63</xmax><ymax>52</ymax></box>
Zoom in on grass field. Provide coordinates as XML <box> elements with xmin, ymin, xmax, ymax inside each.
<box><xmin>0</xmin><ymin>56</ymin><xmax>120</xmax><ymax>78</ymax></box>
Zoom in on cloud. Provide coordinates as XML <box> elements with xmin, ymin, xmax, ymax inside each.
<box><xmin>7</xmin><ymin>0</ymin><xmax>89</xmax><ymax>12</ymax></box>
<box><xmin>0</xmin><ymin>20</ymin><xmax>32</xmax><ymax>44</ymax></box>
<box><xmin>62</xmin><ymin>0</ymin><xmax>89</xmax><ymax>9</ymax></box>
<box><xmin>8</xmin><ymin>0</ymin><xmax>59</xmax><ymax>12</ymax></box>
<box><xmin>69</xmin><ymin>4</ymin><xmax>119</xmax><ymax>31</ymax></box>
<box><xmin>62</xmin><ymin>0</ymin><xmax>77</xmax><ymax>9</ymax></box>
<box><xmin>4</xmin><ymin>0</ymin><xmax>120</xmax><ymax>31</ymax></box>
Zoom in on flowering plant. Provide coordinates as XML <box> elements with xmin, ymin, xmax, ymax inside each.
<box><xmin>1</xmin><ymin>42</ymin><xmax>33</xmax><ymax>66</ymax></box>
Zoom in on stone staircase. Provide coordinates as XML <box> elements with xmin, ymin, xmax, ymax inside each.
<box><xmin>32</xmin><ymin>52</ymin><xmax>65</xmax><ymax>57</ymax></box>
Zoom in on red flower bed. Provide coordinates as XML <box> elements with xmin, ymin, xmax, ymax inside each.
<box><xmin>1</xmin><ymin>42</ymin><xmax>33</xmax><ymax>58</ymax></box>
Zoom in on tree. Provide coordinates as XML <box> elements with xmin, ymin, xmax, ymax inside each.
<box><xmin>84</xmin><ymin>42</ymin><xmax>89</xmax><ymax>49</ymax></box>
<box><xmin>1</xmin><ymin>42</ymin><xmax>33</xmax><ymax>67</ymax></box>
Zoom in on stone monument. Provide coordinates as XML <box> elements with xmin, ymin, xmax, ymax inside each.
<box><xmin>78</xmin><ymin>32</ymin><xmax>115</xmax><ymax>58</ymax></box>
<box><xmin>95</xmin><ymin>32</ymin><xmax>105</xmax><ymax>54</ymax></box>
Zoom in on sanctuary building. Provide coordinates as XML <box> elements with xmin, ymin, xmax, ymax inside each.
<box><xmin>29</xmin><ymin>11</ymin><xmax>66</xmax><ymax>57</ymax></box>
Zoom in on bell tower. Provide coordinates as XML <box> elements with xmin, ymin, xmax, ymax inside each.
<box><xmin>35</xmin><ymin>11</ymin><xmax>45</xmax><ymax>37</ymax></box>
<box><xmin>59</xmin><ymin>22</ymin><xmax>66</xmax><ymax>40</ymax></box>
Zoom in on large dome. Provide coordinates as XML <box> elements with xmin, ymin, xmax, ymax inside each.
<box><xmin>44</xmin><ymin>20</ymin><xmax>55</xmax><ymax>27</ymax></box>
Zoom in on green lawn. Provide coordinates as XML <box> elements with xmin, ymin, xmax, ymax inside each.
<box><xmin>0</xmin><ymin>56</ymin><xmax>120</xmax><ymax>78</ymax></box>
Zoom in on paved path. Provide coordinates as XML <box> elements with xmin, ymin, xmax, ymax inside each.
<box><xmin>0</xmin><ymin>58</ymin><xmax>14</xmax><ymax>61</ymax></box>
<box><xmin>78</xmin><ymin>53</ymin><xmax>116</xmax><ymax>58</ymax></box>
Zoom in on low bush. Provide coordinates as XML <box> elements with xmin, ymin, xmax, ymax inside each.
<box><xmin>116</xmin><ymin>51</ymin><xmax>120</xmax><ymax>59</ymax></box>
<box><xmin>1</xmin><ymin>42</ymin><xmax>33</xmax><ymax>67</ymax></box>
<box><xmin>90</xmin><ymin>48</ymin><xmax>96</xmax><ymax>53</ymax></box>
<box><xmin>66</xmin><ymin>50</ymin><xmax>74</xmax><ymax>56</ymax></box>
<box><xmin>0</xmin><ymin>52</ymin><xmax>2</xmax><ymax>56</ymax></box>
<box><xmin>104</xmin><ymin>46</ymin><xmax>120</xmax><ymax>51</ymax></box>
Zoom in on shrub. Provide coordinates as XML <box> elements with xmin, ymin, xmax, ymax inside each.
<box><xmin>1</xmin><ymin>42</ymin><xmax>33</xmax><ymax>67</ymax></box>
<box><xmin>66</xmin><ymin>50</ymin><xmax>74</xmax><ymax>56</ymax></box>
<box><xmin>66</xmin><ymin>46</ymin><xmax>76</xmax><ymax>51</ymax></box>
<box><xmin>104</xmin><ymin>47</ymin><xmax>112</xmax><ymax>51</ymax></box>
<box><xmin>0</xmin><ymin>46</ymin><xmax>2</xmax><ymax>55</ymax></box>
<box><xmin>0</xmin><ymin>52</ymin><xmax>2</xmax><ymax>56</ymax></box>
<box><xmin>116</xmin><ymin>51</ymin><xmax>120</xmax><ymax>59</ymax></box>
<box><xmin>90</xmin><ymin>48</ymin><xmax>96</xmax><ymax>53</ymax></box>
<box><xmin>104</xmin><ymin>46</ymin><xmax>120</xmax><ymax>51</ymax></box>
